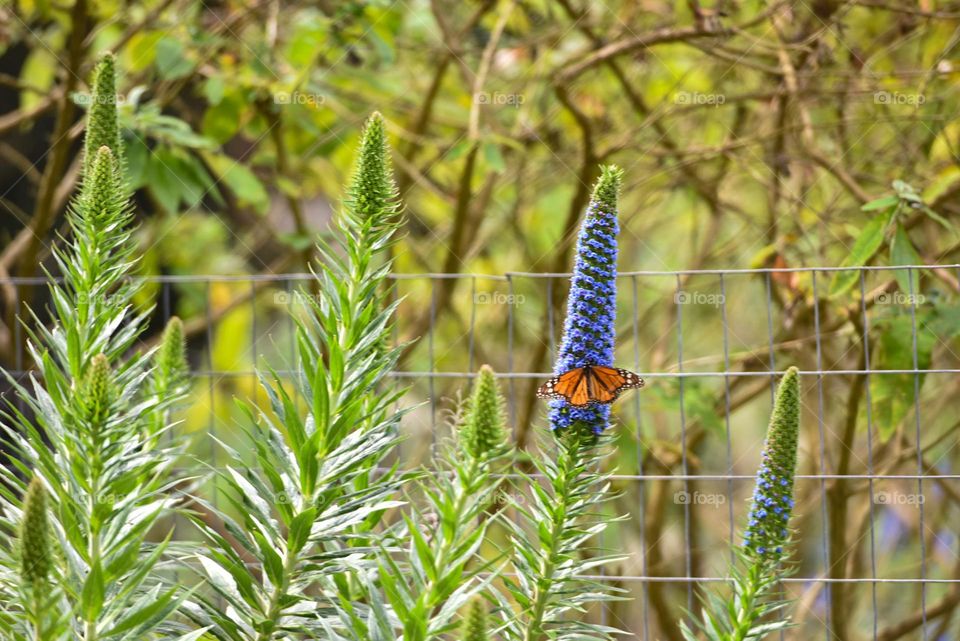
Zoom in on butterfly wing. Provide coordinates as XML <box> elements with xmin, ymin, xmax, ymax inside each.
<box><xmin>538</xmin><ymin>366</ymin><xmax>644</xmax><ymax>407</ymax></box>
<box><xmin>568</xmin><ymin>371</ymin><xmax>591</xmax><ymax>407</ymax></box>
<box><xmin>537</xmin><ymin>367</ymin><xmax>591</xmax><ymax>407</ymax></box>
<box><xmin>589</xmin><ymin>366</ymin><xmax>645</xmax><ymax>404</ymax></box>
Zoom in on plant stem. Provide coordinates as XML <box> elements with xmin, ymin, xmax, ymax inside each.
<box><xmin>257</xmin><ymin>489</ymin><xmax>315</xmax><ymax>641</ymax></box>
<box><xmin>256</xmin><ymin>547</ymin><xmax>298</xmax><ymax>641</ymax></box>
<box><xmin>30</xmin><ymin>587</ymin><xmax>42</xmax><ymax>641</ymax></box>
<box><xmin>85</xmin><ymin>484</ymin><xmax>100</xmax><ymax>641</ymax></box>
<box><xmin>422</xmin><ymin>457</ymin><xmax>479</xmax><ymax>617</ymax></box>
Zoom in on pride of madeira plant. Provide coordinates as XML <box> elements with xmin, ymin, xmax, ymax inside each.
<box><xmin>183</xmin><ymin>112</ymin><xmax>410</xmax><ymax>640</ymax></box>
<box><xmin>497</xmin><ymin>166</ymin><xmax>628</xmax><ymax>641</ymax></box>
<box><xmin>681</xmin><ymin>367</ymin><xmax>801</xmax><ymax>641</ymax></box>
<box><xmin>0</xmin><ymin>53</ymin><xmax>192</xmax><ymax>640</ymax></box>
<box><xmin>349</xmin><ymin>364</ymin><xmax>510</xmax><ymax>640</ymax></box>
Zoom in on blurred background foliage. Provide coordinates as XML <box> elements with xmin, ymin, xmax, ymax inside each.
<box><xmin>3</xmin><ymin>0</ymin><xmax>960</xmax><ymax>639</ymax></box>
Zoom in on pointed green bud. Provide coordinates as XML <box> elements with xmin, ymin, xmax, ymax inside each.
<box><xmin>743</xmin><ymin>366</ymin><xmax>800</xmax><ymax>560</ymax></box>
<box><xmin>84</xmin><ymin>52</ymin><xmax>123</xmax><ymax>175</ymax></box>
<box><xmin>80</xmin><ymin>353</ymin><xmax>112</xmax><ymax>429</ymax></box>
<box><xmin>19</xmin><ymin>476</ymin><xmax>51</xmax><ymax>589</ymax></box>
<box><xmin>460</xmin><ymin>365</ymin><xmax>508</xmax><ymax>459</ymax></box>
<box><xmin>346</xmin><ymin>112</ymin><xmax>399</xmax><ymax>222</ymax></box>
<box><xmin>79</xmin><ymin>146</ymin><xmax>125</xmax><ymax>228</ymax></box>
<box><xmin>462</xmin><ymin>599</ymin><xmax>489</xmax><ymax>641</ymax></box>
<box><xmin>155</xmin><ymin>316</ymin><xmax>189</xmax><ymax>396</ymax></box>
<box><xmin>592</xmin><ymin>164</ymin><xmax>623</xmax><ymax>212</ymax></box>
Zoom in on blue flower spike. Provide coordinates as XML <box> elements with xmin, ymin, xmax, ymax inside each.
<box><xmin>744</xmin><ymin>366</ymin><xmax>801</xmax><ymax>562</ymax></box>
<box><xmin>550</xmin><ymin>166</ymin><xmax>623</xmax><ymax>435</ymax></box>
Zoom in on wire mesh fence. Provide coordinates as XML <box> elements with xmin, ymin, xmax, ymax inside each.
<box><xmin>2</xmin><ymin>264</ymin><xmax>959</xmax><ymax>640</ymax></box>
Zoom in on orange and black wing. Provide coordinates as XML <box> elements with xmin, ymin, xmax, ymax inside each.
<box><xmin>537</xmin><ymin>367</ymin><xmax>591</xmax><ymax>407</ymax></box>
<box><xmin>588</xmin><ymin>366</ymin><xmax>645</xmax><ymax>404</ymax></box>
<box><xmin>539</xmin><ymin>366</ymin><xmax>644</xmax><ymax>407</ymax></box>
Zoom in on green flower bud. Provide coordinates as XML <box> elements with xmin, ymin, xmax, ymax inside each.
<box><xmin>80</xmin><ymin>354</ymin><xmax>112</xmax><ymax>430</ymax></box>
<box><xmin>79</xmin><ymin>146</ymin><xmax>125</xmax><ymax>229</ymax></box>
<box><xmin>155</xmin><ymin>316</ymin><xmax>189</xmax><ymax>395</ymax></box>
<box><xmin>347</xmin><ymin>112</ymin><xmax>399</xmax><ymax>222</ymax></box>
<box><xmin>84</xmin><ymin>52</ymin><xmax>123</xmax><ymax>174</ymax></box>
<box><xmin>463</xmin><ymin>599</ymin><xmax>489</xmax><ymax>641</ymax></box>
<box><xmin>19</xmin><ymin>476</ymin><xmax>51</xmax><ymax>589</ymax></box>
<box><xmin>460</xmin><ymin>365</ymin><xmax>507</xmax><ymax>459</ymax></box>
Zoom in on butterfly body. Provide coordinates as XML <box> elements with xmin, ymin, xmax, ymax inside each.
<box><xmin>537</xmin><ymin>365</ymin><xmax>644</xmax><ymax>407</ymax></box>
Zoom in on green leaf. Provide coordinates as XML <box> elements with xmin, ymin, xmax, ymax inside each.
<box><xmin>922</xmin><ymin>166</ymin><xmax>960</xmax><ymax>203</ymax></box>
<box><xmin>204</xmin><ymin>75</ymin><xmax>226</xmax><ymax>105</ymax></box>
<box><xmin>889</xmin><ymin>225</ymin><xmax>922</xmax><ymax>296</ymax></box>
<box><xmin>205</xmin><ymin>153</ymin><xmax>270</xmax><ymax>215</ymax></box>
<box><xmin>125</xmin><ymin>134</ymin><xmax>150</xmax><ymax>190</ymax></box>
<box><xmin>81</xmin><ymin>560</ymin><xmax>105</xmax><ymax>621</ymax></box>
<box><xmin>861</xmin><ymin>195</ymin><xmax>898</xmax><ymax>212</ymax></box>
<box><xmin>201</xmin><ymin>92</ymin><xmax>245</xmax><ymax>144</ymax></box>
<box><xmin>922</xmin><ymin>205</ymin><xmax>954</xmax><ymax>230</ymax></box>
<box><xmin>20</xmin><ymin>47</ymin><xmax>58</xmax><ymax>111</ymax></box>
<box><xmin>144</xmin><ymin>148</ymin><xmax>186</xmax><ymax>213</ymax></box>
<box><xmin>102</xmin><ymin>587</ymin><xmax>178</xmax><ymax>636</ymax></box>
<box><xmin>125</xmin><ymin>31</ymin><xmax>164</xmax><ymax>71</ymax></box>
<box><xmin>155</xmin><ymin>37</ymin><xmax>195</xmax><ymax>80</ymax></box>
<box><xmin>869</xmin><ymin>315</ymin><xmax>934</xmax><ymax>441</ymax></box>
<box><xmin>288</xmin><ymin>507</ymin><xmax>317</xmax><ymax>552</ymax></box>
<box><xmin>829</xmin><ymin>212</ymin><xmax>891</xmax><ymax>298</ymax></box>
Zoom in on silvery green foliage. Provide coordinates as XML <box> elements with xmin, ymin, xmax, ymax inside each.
<box><xmin>341</xmin><ymin>367</ymin><xmax>510</xmax><ymax>641</ymax></box>
<box><xmin>498</xmin><ymin>428</ymin><xmax>627</xmax><ymax>641</ymax></box>
<box><xmin>184</xmin><ymin>113</ymin><xmax>408</xmax><ymax>640</ymax></box>
<box><xmin>0</xmin><ymin>53</ymin><xmax>191</xmax><ymax>641</ymax></box>
<box><xmin>679</xmin><ymin>550</ymin><xmax>792</xmax><ymax>641</ymax></box>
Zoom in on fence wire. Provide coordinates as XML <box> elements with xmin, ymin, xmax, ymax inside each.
<box><xmin>2</xmin><ymin>264</ymin><xmax>958</xmax><ymax>640</ymax></box>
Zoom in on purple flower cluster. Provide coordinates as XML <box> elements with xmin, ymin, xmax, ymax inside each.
<box><xmin>743</xmin><ymin>367</ymin><xmax>800</xmax><ymax>560</ymax></box>
<box><xmin>549</xmin><ymin>167</ymin><xmax>622</xmax><ymax>434</ymax></box>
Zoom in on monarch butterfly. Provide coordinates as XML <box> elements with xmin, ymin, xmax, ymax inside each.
<box><xmin>537</xmin><ymin>365</ymin><xmax>644</xmax><ymax>408</ymax></box>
